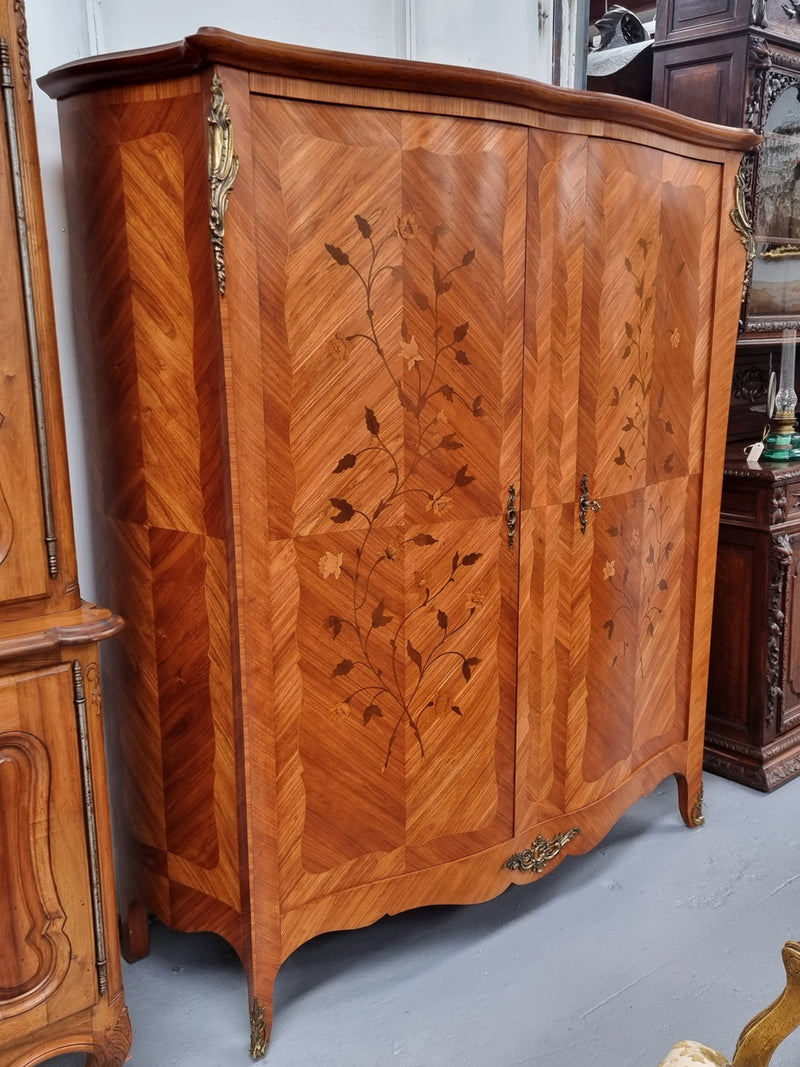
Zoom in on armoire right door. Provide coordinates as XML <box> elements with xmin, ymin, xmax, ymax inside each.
<box><xmin>518</xmin><ymin>129</ymin><xmax>735</xmax><ymax>830</ymax></box>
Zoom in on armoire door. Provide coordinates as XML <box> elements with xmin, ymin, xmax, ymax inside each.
<box><xmin>519</xmin><ymin>131</ymin><xmax>730</xmax><ymax>827</ymax></box>
<box><xmin>249</xmin><ymin>98</ymin><xmax>527</xmax><ymax>915</ymax></box>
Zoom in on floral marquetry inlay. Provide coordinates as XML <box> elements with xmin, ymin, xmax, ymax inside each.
<box><xmin>318</xmin><ymin>211</ymin><xmax>490</xmax><ymax>769</ymax></box>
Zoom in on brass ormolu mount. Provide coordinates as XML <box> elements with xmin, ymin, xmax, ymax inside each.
<box><xmin>503</xmin><ymin>827</ymin><xmax>581</xmax><ymax>874</ymax></box>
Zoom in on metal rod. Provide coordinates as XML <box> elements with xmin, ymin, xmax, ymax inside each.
<box><xmin>72</xmin><ymin>660</ymin><xmax>108</xmax><ymax>998</ymax></box>
<box><xmin>1</xmin><ymin>37</ymin><xmax>58</xmax><ymax>577</ymax></box>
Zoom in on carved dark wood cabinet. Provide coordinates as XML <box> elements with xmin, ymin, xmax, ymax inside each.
<box><xmin>0</xmin><ymin>2</ymin><xmax>130</xmax><ymax>1064</ymax></box>
<box><xmin>707</xmin><ymin>453</ymin><xmax>800</xmax><ymax>788</ymax></box>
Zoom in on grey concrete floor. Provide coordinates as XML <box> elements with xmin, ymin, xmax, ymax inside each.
<box><xmin>45</xmin><ymin>772</ymin><xmax>800</xmax><ymax>1066</ymax></box>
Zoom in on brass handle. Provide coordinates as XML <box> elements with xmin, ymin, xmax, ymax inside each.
<box><xmin>507</xmin><ymin>484</ymin><xmax>517</xmax><ymax>548</ymax></box>
<box><xmin>579</xmin><ymin>474</ymin><xmax>601</xmax><ymax>535</ymax></box>
<box><xmin>503</xmin><ymin>828</ymin><xmax>581</xmax><ymax>874</ymax></box>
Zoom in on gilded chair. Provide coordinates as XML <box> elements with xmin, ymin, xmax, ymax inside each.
<box><xmin>658</xmin><ymin>942</ymin><xmax>800</xmax><ymax>1067</ymax></box>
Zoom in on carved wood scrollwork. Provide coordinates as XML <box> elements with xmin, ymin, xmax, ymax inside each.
<box><xmin>772</xmin><ymin>484</ymin><xmax>789</xmax><ymax>525</ymax></box>
<box><xmin>732</xmin><ymin>363</ymin><xmax>769</xmax><ymax>404</ymax></box>
<box><xmin>767</xmin><ymin>533</ymin><xmax>793</xmax><ymax>728</ymax></box>
<box><xmin>12</xmin><ymin>0</ymin><xmax>29</xmax><ymax>98</ymax></box>
<box><xmin>0</xmin><ymin>731</ymin><xmax>70</xmax><ymax>1018</ymax></box>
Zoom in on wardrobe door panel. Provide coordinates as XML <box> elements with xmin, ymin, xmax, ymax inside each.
<box><xmin>520</xmin><ymin>133</ymin><xmax>726</xmax><ymax>821</ymax></box>
<box><xmin>252</xmin><ymin>99</ymin><xmax>526</xmax><ymax>906</ymax></box>
<box><xmin>568</xmin><ymin>143</ymin><xmax>722</xmax><ymax>810</ymax></box>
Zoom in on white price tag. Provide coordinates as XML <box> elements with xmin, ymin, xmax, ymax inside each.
<box><xmin>746</xmin><ymin>441</ymin><xmax>764</xmax><ymax>464</ymax></box>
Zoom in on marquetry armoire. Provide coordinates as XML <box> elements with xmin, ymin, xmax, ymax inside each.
<box><xmin>40</xmin><ymin>27</ymin><xmax>757</xmax><ymax>1056</ymax></box>
<box><xmin>0</xmin><ymin>2</ymin><xmax>130</xmax><ymax>1065</ymax></box>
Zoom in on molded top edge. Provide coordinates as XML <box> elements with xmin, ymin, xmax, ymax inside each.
<box><xmin>38</xmin><ymin>25</ymin><xmax>761</xmax><ymax>152</ymax></box>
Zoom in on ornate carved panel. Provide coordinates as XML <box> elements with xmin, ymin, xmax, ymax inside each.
<box><xmin>0</xmin><ymin>730</ymin><xmax>70</xmax><ymax>1018</ymax></box>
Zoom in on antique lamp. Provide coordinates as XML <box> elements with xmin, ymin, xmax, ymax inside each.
<box><xmin>763</xmin><ymin>328</ymin><xmax>800</xmax><ymax>461</ymax></box>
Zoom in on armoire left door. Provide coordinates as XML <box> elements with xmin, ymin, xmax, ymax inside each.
<box><xmin>243</xmin><ymin>95</ymin><xmax>529</xmax><ymax>953</ymax></box>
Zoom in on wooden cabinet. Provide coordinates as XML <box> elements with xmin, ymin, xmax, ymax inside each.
<box><xmin>40</xmin><ymin>28</ymin><xmax>756</xmax><ymax>1056</ymax></box>
<box><xmin>706</xmin><ymin>453</ymin><xmax>800</xmax><ymax>789</ymax></box>
<box><xmin>0</xmin><ymin>2</ymin><xmax>130</xmax><ymax>1064</ymax></box>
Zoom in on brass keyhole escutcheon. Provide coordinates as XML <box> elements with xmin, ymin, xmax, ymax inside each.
<box><xmin>507</xmin><ymin>484</ymin><xmax>517</xmax><ymax>548</ymax></box>
<box><xmin>579</xmin><ymin>474</ymin><xmax>601</xmax><ymax>534</ymax></box>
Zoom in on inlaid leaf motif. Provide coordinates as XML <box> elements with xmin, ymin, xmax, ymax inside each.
<box><xmin>355</xmin><ymin>214</ymin><xmax>372</xmax><ymax>238</ymax></box>
<box><xmin>363</xmin><ymin>704</ymin><xmax>383</xmax><ymax>724</ymax></box>
<box><xmin>440</xmin><ymin>434</ymin><xmax>463</xmax><ymax>451</ymax></box>
<box><xmin>372</xmin><ymin>600</ymin><xmax>393</xmax><ymax>628</ymax></box>
<box><xmin>462</xmin><ymin>656</ymin><xmax>480</xmax><ymax>681</ymax></box>
<box><xmin>334</xmin><ymin>453</ymin><xmax>357</xmax><ymax>473</ymax></box>
<box><xmin>433</xmin><ymin>265</ymin><xmax>452</xmax><ymax>295</ymax></box>
<box><xmin>365</xmin><ymin>407</ymin><xmax>380</xmax><ymax>435</ymax></box>
<box><xmin>330</xmin><ymin>498</ymin><xmax>355</xmax><ymax>523</ymax></box>
<box><xmin>461</xmin><ymin>552</ymin><xmax>482</xmax><ymax>567</ymax></box>
<box><xmin>410</xmin><ymin>533</ymin><xmax>439</xmax><ymax>546</ymax></box>
<box><xmin>326</xmin><ymin>243</ymin><xmax>349</xmax><ymax>265</ymax></box>
<box><xmin>319</xmin><ymin>211</ymin><xmax>486</xmax><ymax>767</ymax></box>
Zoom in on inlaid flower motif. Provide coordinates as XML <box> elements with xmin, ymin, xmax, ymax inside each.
<box><xmin>401</xmin><ymin>334</ymin><xmax>422</xmax><ymax>369</ymax></box>
<box><xmin>427</xmin><ymin>490</ymin><xmax>453</xmax><ymax>516</ymax></box>
<box><xmin>465</xmin><ymin>590</ymin><xmax>485</xmax><ymax>612</ymax></box>
<box><xmin>670</xmin><ymin>328</ymin><xmax>681</xmax><ymax>349</ymax></box>
<box><xmin>397</xmin><ymin>213</ymin><xmax>419</xmax><ymax>241</ymax></box>
<box><xmin>319</xmin><ymin>551</ymin><xmax>344</xmax><ymax>580</ymax></box>
<box><xmin>327</xmin><ymin>332</ymin><xmax>352</xmax><ymax>361</ymax></box>
<box><xmin>330</xmin><ymin>701</ymin><xmax>350</xmax><ymax>718</ymax></box>
<box><xmin>603</xmin><ymin>560</ymin><xmax>616</xmax><ymax>580</ymax></box>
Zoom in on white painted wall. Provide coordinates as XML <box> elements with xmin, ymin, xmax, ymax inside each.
<box><xmin>25</xmin><ymin>0</ymin><xmax>581</xmax><ymax>599</ymax></box>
